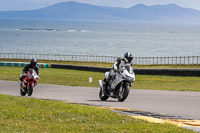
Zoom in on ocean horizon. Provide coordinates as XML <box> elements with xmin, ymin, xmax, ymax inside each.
<box><xmin>0</xmin><ymin>19</ymin><xmax>200</xmax><ymax>57</ymax></box>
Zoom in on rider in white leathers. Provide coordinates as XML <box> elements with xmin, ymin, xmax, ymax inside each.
<box><xmin>103</xmin><ymin>52</ymin><xmax>133</xmax><ymax>90</ymax></box>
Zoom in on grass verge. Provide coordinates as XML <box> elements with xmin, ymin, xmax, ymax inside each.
<box><xmin>0</xmin><ymin>94</ymin><xmax>194</xmax><ymax>132</ymax></box>
<box><xmin>0</xmin><ymin>66</ymin><xmax>200</xmax><ymax>92</ymax></box>
<box><xmin>1</xmin><ymin>58</ymin><xmax>200</xmax><ymax>69</ymax></box>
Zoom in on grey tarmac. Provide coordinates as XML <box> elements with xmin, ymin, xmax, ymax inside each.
<box><xmin>0</xmin><ymin>80</ymin><xmax>200</xmax><ymax>120</ymax></box>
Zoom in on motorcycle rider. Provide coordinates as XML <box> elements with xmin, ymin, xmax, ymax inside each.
<box><xmin>19</xmin><ymin>58</ymin><xmax>40</xmax><ymax>84</ymax></box>
<box><xmin>103</xmin><ymin>52</ymin><xmax>133</xmax><ymax>90</ymax></box>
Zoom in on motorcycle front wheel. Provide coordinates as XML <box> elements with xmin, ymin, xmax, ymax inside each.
<box><xmin>99</xmin><ymin>88</ymin><xmax>109</xmax><ymax>101</ymax></box>
<box><xmin>117</xmin><ymin>85</ymin><xmax>130</xmax><ymax>102</ymax></box>
<box><xmin>28</xmin><ymin>83</ymin><xmax>33</xmax><ymax>96</ymax></box>
<box><xmin>20</xmin><ymin>89</ymin><xmax>26</xmax><ymax>96</ymax></box>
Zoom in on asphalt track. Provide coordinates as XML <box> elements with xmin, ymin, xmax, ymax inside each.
<box><xmin>0</xmin><ymin>80</ymin><xmax>200</xmax><ymax>120</ymax></box>
<box><xmin>1</xmin><ymin>80</ymin><xmax>200</xmax><ymax>131</ymax></box>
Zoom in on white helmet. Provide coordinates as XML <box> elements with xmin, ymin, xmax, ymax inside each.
<box><xmin>124</xmin><ymin>52</ymin><xmax>133</xmax><ymax>63</ymax></box>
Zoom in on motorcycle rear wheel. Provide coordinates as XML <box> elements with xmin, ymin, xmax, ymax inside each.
<box><xmin>28</xmin><ymin>83</ymin><xmax>33</xmax><ymax>96</ymax></box>
<box><xmin>117</xmin><ymin>85</ymin><xmax>130</xmax><ymax>102</ymax></box>
<box><xmin>99</xmin><ymin>88</ymin><xmax>109</xmax><ymax>101</ymax></box>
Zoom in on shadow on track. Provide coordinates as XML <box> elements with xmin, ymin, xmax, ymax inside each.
<box><xmin>87</xmin><ymin>100</ymin><xmax>118</xmax><ymax>102</ymax></box>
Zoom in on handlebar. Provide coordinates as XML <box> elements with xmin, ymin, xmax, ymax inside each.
<box><xmin>23</xmin><ymin>73</ymin><xmax>40</xmax><ymax>79</ymax></box>
<box><xmin>114</xmin><ymin>69</ymin><xmax>123</xmax><ymax>73</ymax></box>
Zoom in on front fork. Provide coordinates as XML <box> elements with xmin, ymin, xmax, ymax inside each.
<box><xmin>118</xmin><ymin>82</ymin><xmax>124</xmax><ymax>97</ymax></box>
<box><xmin>27</xmin><ymin>81</ymin><xmax>35</xmax><ymax>90</ymax></box>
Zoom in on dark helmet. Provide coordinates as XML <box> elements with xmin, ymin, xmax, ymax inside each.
<box><xmin>124</xmin><ymin>52</ymin><xmax>133</xmax><ymax>63</ymax></box>
<box><xmin>30</xmin><ymin>58</ymin><xmax>37</xmax><ymax>67</ymax></box>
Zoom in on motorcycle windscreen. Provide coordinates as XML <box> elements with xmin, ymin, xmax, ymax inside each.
<box><xmin>28</xmin><ymin>69</ymin><xmax>36</xmax><ymax>79</ymax></box>
<box><xmin>124</xmin><ymin>65</ymin><xmax>134</xmax><ymax>74</ymax></box>
<box><xmin>29</xmin><ymin>69</ymin><xmax>37</xmax><ymax>76</ymax></box>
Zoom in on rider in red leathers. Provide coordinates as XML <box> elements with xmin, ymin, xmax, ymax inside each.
<box><xmin>19</xmin><ymin>58</ymin><xmax>40</xmax><ymax>84</ymax></box>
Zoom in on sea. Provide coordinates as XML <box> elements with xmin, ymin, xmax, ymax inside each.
<box><xmin>0</xmin><ymin>19</ymin><xmax>200</xmax><ymax>57</ymax></box>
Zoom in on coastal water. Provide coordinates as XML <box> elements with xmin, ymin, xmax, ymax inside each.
<box><xmin>0</xmin><ymin>19</ymin><xmax>200</xmax><ymax>57</ymax></box>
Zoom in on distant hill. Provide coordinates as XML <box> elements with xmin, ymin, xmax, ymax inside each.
<box><xmin>0</xmin><ymin>1</ymin><xmax>200</xmax><ymax>22</ymax></box>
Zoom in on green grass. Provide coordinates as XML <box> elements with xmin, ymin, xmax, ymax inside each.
<box><xmin>134</xmin><ymin>75</ymin><xmax>200</xmax><ymax>91</ymax></box>
<box><xmin>0</xmin><ymin>66</ymin><xmax>103</xmax><ymax>87</ymax></box>
<box><xmin>0</xmin><ymin>94</ymin><xmax>194</xmax><ymax>132</ymax></box>
<box><xmin>0</xmin><ymin>66</ymin><xmax>200</xmax><ymax>92</ymax></box>
<box><xmin>1</xmin><ymin>58</ymin><xmax>200</xmax><ymax>69</ymax></box>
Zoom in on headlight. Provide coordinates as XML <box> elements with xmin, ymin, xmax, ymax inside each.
<box><xmin>28</xmin><ymin>74</ymin><xmax>32</xmax><ymax>79</ymax></box>
<box><xmin>126</xmin><ymin>76</ymin><xmax>134</xmax><ymax>82</ymax></box>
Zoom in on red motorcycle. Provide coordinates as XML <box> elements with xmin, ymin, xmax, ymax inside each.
<box><xmin>19</xmin><ymin>69</ymin><xmax>39</xmax><ymax>96</ymax></box>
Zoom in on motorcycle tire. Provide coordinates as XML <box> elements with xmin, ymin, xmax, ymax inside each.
<box><xmin>99</xmin><ymin>88</ymin><xmax>109</xmax><ymax>101</ymax></box>
<box><xmin>28</xmin><ymin>83</ymin><xmax>33</xmax><ymax>96</ymax></box>
<box><xmin>118</xmin><ymin>85</ymin><xmax>130</xmax><ymax>102</ymax></box>
<box><xmin>20</xmin><ymin>89</ymin><xmax>26</xmax><ymax>96</ymax></box>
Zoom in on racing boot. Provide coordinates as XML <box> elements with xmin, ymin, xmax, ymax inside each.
<box><xmin>102</xmin><ymin>77</ymin><xmax>109</xmax><ymax>91</ymax></box>
<box><xmin>19</xmin><ymin>80</ymin><xmax>22</xmax><ymax>88</ymax></box>
<box><xmin>19</xmin><ymin>76</ymin><xmax>23</xmax><ymax>88</ymax></box>
<box><xmin>102</xmin><ymin>82</ymin><xmax>106</xmax><ymax>91</ymax></box>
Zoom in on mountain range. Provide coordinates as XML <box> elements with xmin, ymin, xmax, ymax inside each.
<box><xmin>0</xmin><ymin>1</ymin><xmax>200</xmax><ymax>22</ymax></box>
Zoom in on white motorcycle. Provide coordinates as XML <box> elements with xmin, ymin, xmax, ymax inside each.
<box><xmin>98</xmin><ymin>64</ymin><xmax>135</xmax><ymax>102</ymax></box>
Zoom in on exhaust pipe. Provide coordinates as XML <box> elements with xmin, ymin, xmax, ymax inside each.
<box><xmin>98</xmin><ymin>80</ymin><xmax>103</xmax><ymax>89</ymax></box>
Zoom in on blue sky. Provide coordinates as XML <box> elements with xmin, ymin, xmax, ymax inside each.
<box><xmin>0</xmin><ymin>0</ymin><xmax>200</xmax><ymax>11</ymax></box>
